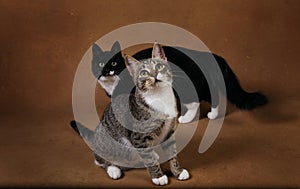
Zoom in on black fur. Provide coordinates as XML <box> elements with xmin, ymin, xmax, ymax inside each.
<box><xmin>93</xmin><ymin>44</ymin><xmax>267</xmax><ymax>110</ymax></box>
<box><xmin>70</xmin><ymin>120</ymin><xmax>80</xmax><ymax>135</ymax></box>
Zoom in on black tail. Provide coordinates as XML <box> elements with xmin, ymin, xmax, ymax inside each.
<box><xmin>215</xmin><ymin>55</ymin><xmax>268</xmax><ymax>110</ymax></box>
<box><xmin>228</xmin><ymin>90</ymin><xmax>268</xmax><ymax>110</ymax></box>
<box><xmin>70</xmin><ymin>120</ymin><xmax>95</xmax><ymax>143</ymax></box>
<box><xmin>70</xmin><ymin>120</ymin><xmax>80</xmax><ymax>135</ymax></box>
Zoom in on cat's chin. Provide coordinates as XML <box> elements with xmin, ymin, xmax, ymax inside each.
<box><xmin>98</xmin><ymin>75</ymin><xmax>120</xmax><ymax>96</ymax></box>
<box><xmin>142</xmin><ymin>82</ymin><xmax>171</xmax><ymax>95</ymax></box>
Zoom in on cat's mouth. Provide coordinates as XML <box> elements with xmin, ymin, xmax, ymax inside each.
<box><xmin>154</xmin><ymin>79</ymin><xmax>172</xmax><ymax>88</ymax></box>
<box><xmin>98</xmin><ymin>71</ymin><xmax>116</xmax><ymax>80</ymax></box>
<box><xmin>99</xmin><ymin>75</ymin><xmax>118</xmax><ymax>81</ymax></box>
<box><xmin>155</xmin><ymin>75</ymin><xmax>172</xmax><ymax>86</ymax></box>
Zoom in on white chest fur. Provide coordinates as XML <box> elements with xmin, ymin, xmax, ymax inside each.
<box><xmin>98</xmin><ymin>76</ymin><xmax>120</xmax><ymax>96</ymax></box>
<box><xmin>143</xmin><ymin>86</ymin><xmax>177</xmax><ymax>118</ymax></box>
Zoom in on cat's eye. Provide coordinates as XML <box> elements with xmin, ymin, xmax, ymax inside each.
<box><xmin>98</xmin><ymin>62</ymin><xmax>105</xmax><ymax>67</ymax></box>
<box><xmin>111</xmin><ymin>62</ymin><xmax>117</xmax><ymax>66</ymax></box>
<box><xmin>155</xmin><ymin>63</ymin><xmax>164</xmax><ymax>71</ymax></box>
<box><xmin>140</xmin><ymin>70</ymin><xmax>150</xmax><ymax>77</ymax></box>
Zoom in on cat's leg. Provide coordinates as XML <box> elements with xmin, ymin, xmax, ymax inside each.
<box><xmin>178</xmin><ymin>102</ymin><xmax>200</xmax><ymax>123</ymax></box>
<box><xmin>161</xmin><ymin>135</ymin><xmax>190</xmax><ymax>181</ymax></box>
<box><xmin>206</xmin><ymin>88</ymin><xmax>219</xmax><ymax>119</ymax></box>
<box><xmin>94</xmin><ymin>153</ymin><xmax>122</xmax><ymax>179</ymax></box>
<box><xmin>148</xmin><ymin>163</ymin><xmax>168</xmax><ymax>185</ymax></box>
<box><xmin>119</xmin><ymin>137</ymin><xmax>143</xmax><ymax>168</ymax></box>
<box><xmin>169</xmin><ymin>156</ymin><xmax>190</xmax><ymax>180</ymax></box>
<box><xmin>132</xmin><ymin>134</ymin><xmax>168</xmax><ymax>185</ymax></box>
<box><xmin>139</xmin><ymin>148</ymin><xmax>168</xmax><ymax>185</ymax></box>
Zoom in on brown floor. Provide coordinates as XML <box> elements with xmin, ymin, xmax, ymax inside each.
<box><xmin>0</xmin><ymin>0</ymin><xmax>299</xmax><ymax>188</ymax></box>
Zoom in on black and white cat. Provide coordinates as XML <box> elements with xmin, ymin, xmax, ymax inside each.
<box><xmin>91</xmin><ymin>42</ymin><xmax>126</xmax><ymax>97</ymax></box>
<box><xmin>92</xmin><ymin>41</ymin><xmax>267</xmax><ymax>123</ymax></box>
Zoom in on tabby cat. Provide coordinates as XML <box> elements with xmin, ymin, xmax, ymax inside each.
<box><xmin>92</xmin><ymin>41</ymin><xmax>267</xmax><ymax>123</ymax></box>
<box><xmin>76</xmin><ymin>43</ymin><xmax>189</xmax><ymax>185</ymax></box>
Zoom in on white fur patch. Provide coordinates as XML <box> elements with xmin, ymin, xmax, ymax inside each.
<box><xmin>178</xmin><ymin>169</ymin><xmax>190</xmax><ymax>180</ymax></box>
<box><xmin>98</xmin><ymin>75</ymin><xmax>120</xmax><ymax>96</ymax></box>
<box><xmin>107</xmin><ymin>165</ymin><xmax>121</xmax><ymax>179</ymax></box>
<box><xmin>207</xmin><ymin>105</ymin><xmax>219</xmax><ymax>119</ymax></box>
<box><xmin>109</xmin><ymin>70</ymin><xmax>115</xmax><ymax>76</ymax></box>
<box><xmin>152</xmin><ymin>175</ymin><xmax>168</xmax><ymax>185</ymax></box>
<box><xmin>178</xmin><ymin>102</ymin><xmax>200</xmax><ymax>123</ymax></box>
<box><xmin>156</xmin><ymin>73</ymin><xmax>164</xmax><ymax>80</ymax></box>
<box><xmin>143</xmin><ymin>86</ymin><xmax>177</xmax><ymax>118</ymax></box>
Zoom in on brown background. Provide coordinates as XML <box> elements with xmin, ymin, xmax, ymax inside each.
<box><xmin>0</xmin><ymin>0</ymin><xmax>299</xmax><ymax>188</ymax></box>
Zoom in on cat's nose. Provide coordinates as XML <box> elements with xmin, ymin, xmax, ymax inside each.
<box><xmin>156</xmin><ymin>73</ymin><xmax>163</xmax><ymax>81</ymax></box>
<box><xmin>109</xmin><ymin>71</ymin><xmax>114</xmax><ymax>76</ymax></box>
<box><xmin>155</xmin><ymin>74</ymin><xmax>162</xmax><ymax>83</ymax></box>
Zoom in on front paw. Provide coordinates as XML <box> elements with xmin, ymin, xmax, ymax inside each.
<box><xmin>178</xmin><ymin>115</ymin><xmax>193</xmax><ymax>123</ymax></box>
<box><xmin>178</xmin><ymin>169</ymin><xmax>190</xmax><ymax>180</ymax></box>
<box><xmin>152</xmin><ymin>175</ymin><xmax>168</xmax><ymax>185</ymax></box>
<box><xmin>207</xmin><ymin>111</ymin><xmax>218</xmax><ymax>119</ymax></box>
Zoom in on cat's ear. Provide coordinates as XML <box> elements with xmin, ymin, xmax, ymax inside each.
<box><xmin>124</xmin><ymin>55</ymin><xmax>140</xmax><ymax>76</ymax></box>
<box><xmin>152</xmin><ymin>42</ymin><xmax>167</xmax><ymax>61</ymax></box>
<box><xmin>111</xmin><ymin>41</ymin><xmax>121</xmax><ymax>55</ymax></box>
<box><xmin>92</xmin><ymin>43</ymin><xmax>104</xmax><ymax>58</ymax></box>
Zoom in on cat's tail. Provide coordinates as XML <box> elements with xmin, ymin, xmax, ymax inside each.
<box><xmin>215</xmin><ymin>55</ymin><xmax>268</xmax><ymax>110</ymax></box>
<box><xmin>70</xmin><ymin>120</ymin><xmax>95</xmax><ymax>143</ymax></box>
<box><xmin>228</xmin><ymin>90</ymin><xmax>268</xmax><ymax>110</ymax></box>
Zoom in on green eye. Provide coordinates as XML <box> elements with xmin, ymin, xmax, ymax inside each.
<box><xmin>111</xmin><ymin>62</ymin><xmax>117</xmax><ymax>66</ymax></box>
<box><xmin>155</xmin><ymin>63</ymin><xmax>164</xmax><ymax>71</ymax></box>
<box><xmin>98</xmin><ymin>62</ymin><xmax>105</xmax><ymax>67</ymax></box>
<box><xmin>140</xmin><ymin>70</ymin><xmax>150</xmax><ymax>77</ymax></box>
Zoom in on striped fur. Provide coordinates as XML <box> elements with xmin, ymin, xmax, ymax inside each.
<box><xmin>93</xmin><ymin>43</ymin><xmax>189</xmax><ymax>185</ymax></box>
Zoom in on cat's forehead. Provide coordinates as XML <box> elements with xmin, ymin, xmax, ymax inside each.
<box><xmin>101</xmin><ymin>52</ymin><xmax>113</xmax><ymax>61</ymax></box>
<box><xmin>140</xmin><ymin>58</ymin><xmax>166</xmax><ymax>68</ymax></box>
<box><xmin>95</xmin><ymin>51</ymin><xmax>117</xmax><ymax>62</ymax></box>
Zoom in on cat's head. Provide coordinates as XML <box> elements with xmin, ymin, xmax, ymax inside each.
<box><xmin>125</xmin><ymin>42</ymin><xmax>172</xmax><ymax>92</ymax></box>
<box><xmin>91</xmin><ymin>41</ymin><xmax>126</xmax><ymax>80</ymax></box>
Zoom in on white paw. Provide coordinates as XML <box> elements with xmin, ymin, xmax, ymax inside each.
<box><xmin>178</xmin><ymin>102</ymin><xmax>199</xmax><ymax>123</ymax></box>
<box><xmin>152</xmin><ymin>175</ymin><xmax>168</xmax><ymax>185</ymax></box>
<box><xmin>178</xmin><ymin>169</ymin><xmax>190</xmax><ymax>180</ymax></box>
<box><xmin>107</xmin><ymin>165</ymin><xmax>121</xmax><ymax>180</ymax></box>
<box><xmin>178</xmin><ymin>115</ymin><xmax>193</xmax><ymax>123</ymax></box>
<box><xmin>207</xmin><ymin>111</ymin><xmax>218</xmax><ymax>119</ymax></box>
